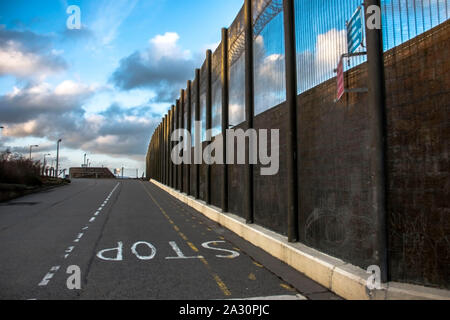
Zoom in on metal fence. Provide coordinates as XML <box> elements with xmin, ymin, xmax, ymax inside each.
<box><xmin>253</xmin><ymin>0</ymin><xmax>286</xmax><ymax>115</ymax></box>
<box><xmin>382</xmin><ymin>0</ymin><xmax>449</xmax><ymax>50</ymax></box>
<box><xmin>148</xmin><ymin>0</ymin><xmax>449</xmax><ymax>143</ymax></box>
<box><xmin>228</xmin><ymin>7</ymin><xmax>247</xmax><ymax>127</ymax></box>
<box><xmin>294</xmin><ymin>0</ymin><xmax>449</xmax><ymax>94</ymax></box>
<box><xmin>147</xmin><ymin>0</ymin><xmax>449</xmax><ymax>288</ymax></box>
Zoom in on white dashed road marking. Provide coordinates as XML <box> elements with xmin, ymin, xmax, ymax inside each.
<box><xmin>36</xmin><ymin>183</ymin><xmax>120</xmax><ymax>290</ymax></box>
<box><xmin>38</xmin><ymin>266</ymin><xmax>60</xmax><ymax>286</ymax></box>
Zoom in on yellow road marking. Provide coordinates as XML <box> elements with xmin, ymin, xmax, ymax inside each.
<box><xmin>140</xmin><ymin>182</ymin><xmax>232</xmax><ymax>297</ymax></box>
<box><xmin>179</xmin><ymin>232</ymin><xmax>188</xmax><ymax>241</ymax></box>
<box><xmin>213</xmin><ymin>274</ymin><xmax>232</xmax><ymax>296</ymax></box>
<box><xmin>280</xmin><ymin>283</ymin><xmax>295</xmax><ymax>291</ymax></box>
<box><xmin>187</xmin><ymin>242</ymin><xmax>199</xmax><ymax>252</ymax></box>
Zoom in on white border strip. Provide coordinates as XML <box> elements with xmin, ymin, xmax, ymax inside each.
<box><xmin>150</xmin><ymin>179</ymin><xmax>450</xmax><ymax>301</ymax></box>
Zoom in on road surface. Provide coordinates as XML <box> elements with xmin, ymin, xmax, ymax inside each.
<box><xmin>0</xmin><ymin>179</ymin><xmax>339</xmax><ymax>300</ymax></box>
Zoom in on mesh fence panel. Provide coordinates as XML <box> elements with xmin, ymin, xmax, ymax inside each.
<box><xmin>294</xmin><ymin>0</ymin><xmax>366</xmax><ymax>95</ymax></box>
<box><xmin>183</xmin><ymin>88</ymin><xmax>188</xmax><ymax>135</ymax></box>
<box><xmin>252</xmin><ymin>0</ymin><xmax>286</xmax><ymax>115</ymax></box>
<box><xmin>179</xmin><ymin>97</ymin><xmax>183</xmax><ymax>131</ymax></box>
<box><xmin>191</xmin><ymin>78</ymin><xmax>197</xmax><ymax>147</ymax></box>
<box><xmin>382</xmin><ymin>0</ymin><xmax>449</xmax><ymax>51</ymax></box>
<box><xmin>211</xmin><ymin>43</ymin><xmax>223</xmax><ymax>137</ymax></box>
<box><xmin>200</xmin><ymin>61</ymin><xmax>208</xmax><ymax>142</ymax></box>
<box><xmin>293</xmin><ymin>0</ymin><xmax>449</xmax><ymax>95</ymax></box>
<box><xmin>228</xmin><ymin>5</ymin><xmax>246</xmax><ymax>127</ymax></box>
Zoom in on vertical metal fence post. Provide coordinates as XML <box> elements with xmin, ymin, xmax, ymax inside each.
<box><xmin>155</xmin><ymin>125</ymin><xmax>160</xmax><ymax>181</ymax></box>
<box><xmin>159</xmin><ymin>123</ymin><xmax>163</xmax><ymax>182</ymax></box>
<box><xmin>161</xmin><ymin>118</ymin><xmax>164</xmax><ymax>183</ymax></box>
<box><xmin>195</xmin><ymin>69</ymin><xmax>201</xmax><ymax>199</ymax></box>
<box><xmin>157</xmin><ymin>126</ymin><xmax>159</xmax><ymax>181</ymax></box>
<box><xmin>164</xmin><ymin>115</ymin><xmax>167</xmax><ymax>185</ymax></box>
<box><xmin>151</xmin><ymin>138</ymin><xmax>154</xmax><ymax>180</ymax></box>
<box><xmin>147</xmin><ymin>143</ymin><xmax>152</xmax><ymax>180</ymax></box>
<box><xmin>157</xmin><ymin>125</ymin><xmax>159</xmax><ymax>182</ymax></box>
<box><xmin>150</xmin><ymin>139</ymin><xmax>152</xmax><ymax>180</ymax></box>
<box><xmin>167</xmin><ymin>111</ymin><xmax>170</xmax><ymax>185</ymax></box>
<box><xmin>156</xmin><ymin>125</ymin><xmax>159</xmax><ymax>182</ymax></box>
<box><xmin>206</xmin><ymin>50</ymin><xmax>212</xmax><ymax>205</ymax></box>
<box><xmin>187</xmin><ymin>80</ymin><xmax>192</xmax><ymax>196</ymax></box>
<box><xmin>170</xmin><ymin>105</ymin><xmax>175</xmax><ymax>188</ymax></box>
<box><xmin>180</xmin><ymin>90</ymin><xmax>185</xmax><ymax>193</ymax></box>
<box><xmin>175</xmin><ymin>99</ymin><xmax>180</xmax><ymax>190</ymax></box>
<box><xmin>221</xmin><ymin>27</ymin><xmax>229</xmax><ymax>213</ymax></box>
<box><xmin>166</xmin><ymin>113</ymin><xmax>170</xmax><ymax>186</ymax></box>
<box><xmin>244</xmin><ymin>0</ymin><xmax>254</xmax><ymax>224</ymax></box>
<box><xmin>168</xmin><ymin>109</ymin><xmax>171</xmax><ymax>186</ymax></box>
<box><xmin>163</xmin><ymin>116</ymin><xmax>166</xmax><ymax>184</ymax></box>
<box><xmin>151</xmin><ymin>131</ymin><xmax>154</xmax><ymax>180</ymax></box>
<box><xmin>364</xmin><ymin>0</ymin><xmax>389</xmax><ymax>283</ymax></box>
<box><xmin>151</xmin><ymin>139</ymin><xmax>153</xmax><ymax>180</ymax></box>
<box><xmin>283</xmin><ymin>0</ymin><xmax>299</xmax><ymax>243</ymax></box>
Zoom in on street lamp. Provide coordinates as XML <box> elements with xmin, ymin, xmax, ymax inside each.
<box><xmin>84</xmin><ymin>153</ymin><xmax>87</xmax><ymax>167</ymax></box>
<box><xmin>42</xmin><ymin>153</ymin><xmax>51</xmax><ymax>175</ymax></box>
<box><xmin>29</xmin><ymin>145</ymin><xmax>39</xmax><ymax>160</ymax></box>
<box><xmin>55</xmin><ymin>139</ymin><xmax>62</xmax><ymax>178</ymax></box>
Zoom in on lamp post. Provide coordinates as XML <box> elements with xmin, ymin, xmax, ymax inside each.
<box><xmin>84</xmin><ymin>153</ymin><xmax>87</xmax><ymax>167</ymax></box>
<box><xmin>29</xmin><ymin>145</ymin><xmax>39</xmax><ymax>160</ymax></box>
<box><xmin>42</xmin><ymin>153</ymin><xmax>51</xmax><ymax>175</ymax></box>
<box><xmin>55</xmin><ymin>139</ymin><xmax>62</xmax><ymax>178</ymax></box>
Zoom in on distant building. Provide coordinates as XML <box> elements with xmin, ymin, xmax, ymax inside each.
<box><xmin>69</xmin><ymin>167</ymin><xmax>115</xmax><ymax>179</ymax></box>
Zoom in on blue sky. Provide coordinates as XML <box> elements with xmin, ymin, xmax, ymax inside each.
<box><xmin>0</xmin><ymin>0</ymin><xmax>447</xmax><ymax>176</ymax></box>
<box><xmin>0</xmin><ymin>0</ymin><xmax>243</xmax><ymax>175</ymax></box>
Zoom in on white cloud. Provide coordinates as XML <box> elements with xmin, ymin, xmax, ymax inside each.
<box><xmin>148</xmin><ymin>32</ymin><xmax>191</xmax><ymax>61</ymax></box>
<box><xmin>0</xmin><ymin>42</ymin><xmax>64</xmax><ymax>79</ymax></box>
<box><xmin>111</xmin><ymin>32</ymin><xmax>201</xmax><ymax>101</ymax></box>
<box><xmin>315</xmin><ymin>28</ymin><xmax>347</xmax><ymax>71</ymax></box>
<box><xmin>0</xmin><ymin>80</ymin><xmax>96</xmax><ymax>125</ymax></box>
<box><xmin>5</xmin><ymin>120</ymin><xmax>38</xmax><ymax>137</ymax></box>
<box><xmin>0</xmin><ymin>29</ymin><xmax>67</xmax><ymax>79</ymax></box>
<box><xmin>54</xmin><ymin>80</ymin><xmax>96</xmax><ymax>96</ymax></box>
<box><xmin>296</xmin><ymin>28</ymin><xmax>347</xmax><ymax>93</ymax></box>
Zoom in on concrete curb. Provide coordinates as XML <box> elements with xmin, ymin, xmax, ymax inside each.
<box><xmin>150</xmin><ymin>179</ymin><xmax>450</xmax><ymax>300</ymax></box>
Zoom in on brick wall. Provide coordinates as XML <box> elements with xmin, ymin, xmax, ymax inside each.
<box><xmin>296</xmin><ymin>60</ymin><xmax>377</xmax><ymax>269</ymax></box>
<box><xmin>253</xmin><ymin>102</ymin><xmax>289</xmax><ymax>235</ymax></box>
<box><xmin>385</xmin><ymin>20</ymin><xmax>450</xmax><ymax>289</ymax></box>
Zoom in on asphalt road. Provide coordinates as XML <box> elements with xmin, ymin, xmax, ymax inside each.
<box><xmin>0</xmin><ymin>179</ymin><xmax>339</xmax><ymax>300</ymax></box>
